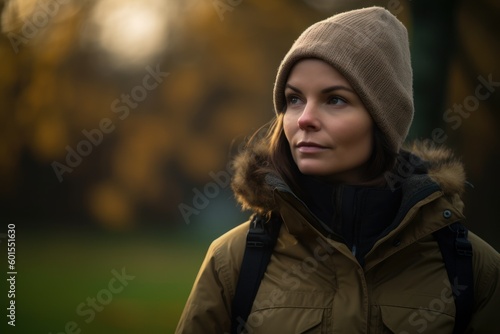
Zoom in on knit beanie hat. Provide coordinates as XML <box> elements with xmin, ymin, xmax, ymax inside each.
<box><xmin>273</xmin><ymin>6</ymin><xmax>413</xmax><ymax>153</ymax></box>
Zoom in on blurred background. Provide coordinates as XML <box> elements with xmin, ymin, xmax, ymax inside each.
<box><xmin>0</xmin><ymin>0</ymin><xmax>499</xmax><ymax>332</ymax></box>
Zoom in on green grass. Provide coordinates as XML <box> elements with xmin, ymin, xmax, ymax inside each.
<box><xmin>0</xmin><ymin>227</ymin><xmax>213</xmax><ymax>334</ymax></box>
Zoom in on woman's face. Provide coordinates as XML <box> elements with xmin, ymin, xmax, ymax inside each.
<box><xmin>283</xmin><ymin>59</ymin><xmax>374</xmax><ymax>184</ymax></box>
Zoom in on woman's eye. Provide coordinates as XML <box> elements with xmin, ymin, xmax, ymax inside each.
<box><xmin>328</xmin><ymin>96</ymin><xmax>347</xmax><ymax>105</ymax></box>
<box><xmin>286</xmin><ymin>95</ymin><xmax>301</xmax><ymax>105</ymax></box>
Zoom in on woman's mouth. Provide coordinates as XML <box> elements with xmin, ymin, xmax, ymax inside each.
<box><xmin>296</xmin><ymin>141</ymin><xmax>328</xmax><ymax>153</ymax></box>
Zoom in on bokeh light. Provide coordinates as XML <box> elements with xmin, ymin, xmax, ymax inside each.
<box><xmin>82</xmin><ymin>0</ymin><xmax>175</xmax><ymax>68</ymax></box>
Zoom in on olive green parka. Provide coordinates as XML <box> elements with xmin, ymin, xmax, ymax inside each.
<box><xmin>176</xmin><ymin>142</ymin><xmax>500</xmax><ymax>333</ymax></box>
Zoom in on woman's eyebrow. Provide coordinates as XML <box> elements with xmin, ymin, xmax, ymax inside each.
<box><xmin>321</xmin><ymin>85</ymin><xmax>354</xmax><ymax>94</ymax></box>
<box><xmin>285</xmin><ymin>84</ymin><xmax>354</xmax><ymax>94</ymax></box>
<box><xmin>285</xmin><ymin>84</ymin><xmax>302</xmax><ymax>93</ymax></box>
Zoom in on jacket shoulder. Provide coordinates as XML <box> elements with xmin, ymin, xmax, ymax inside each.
<box><xmin>467</xmin><ymin>231</ymin><xmax>500</xmax><ymax>332</ymax></box>
<box><xmin>207</xmin><ymin>220</ymin><xmax>252</xmax><ymax>294</ymax></box>
<box><xmin>468</xmin><ymin>231</ymin><xmax>500</xmax><ymax>287</ymax></box>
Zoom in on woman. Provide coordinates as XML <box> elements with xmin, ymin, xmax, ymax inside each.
<box><xmin>176</xmin><ymin>6</ymin><xmax>499</xmax><ymax>333</ymax></box>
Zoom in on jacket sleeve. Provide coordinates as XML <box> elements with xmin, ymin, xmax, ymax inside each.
<box><xmin>175</xmin><ymin>222</ymin><xmax>249</xmax><ymax>334</ymax></box>
<box><xmin>466</xmin><ymin>233</ymin><xmax>500</xmax><ymax>333</ymax></box>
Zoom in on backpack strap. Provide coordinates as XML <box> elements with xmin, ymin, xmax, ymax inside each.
<box><xmin>230</xmin><ymin>213</ymin><xmax>282</xmax><ymax>334</ymax></box>
<box><xmin>433</xmin><ymin>221</ymin><xmax>474</xmax><ymax>334</ymax></box>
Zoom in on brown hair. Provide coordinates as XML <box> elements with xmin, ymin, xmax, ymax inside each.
<box><xmin>249</xmin><ymin>113</ymin><xmax>397</xmax><ymax>194</ymax></box>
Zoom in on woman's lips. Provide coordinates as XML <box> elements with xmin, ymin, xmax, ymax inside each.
<box><xmin>296</xmin><ymin>141</ymin><xmax>328</xmax><ymax>153</ymax></box>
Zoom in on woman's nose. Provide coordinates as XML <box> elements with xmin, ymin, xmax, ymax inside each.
<box><xmin>297</xmin><ymin>103</ymin><xmax>321</xmax><ymax>131</ymax></box>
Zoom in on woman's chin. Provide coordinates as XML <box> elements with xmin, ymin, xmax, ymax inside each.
<box><xmin>296</xmin><ymin>163</ymin><xmax>332</xmax><ymax>177</ymax></box>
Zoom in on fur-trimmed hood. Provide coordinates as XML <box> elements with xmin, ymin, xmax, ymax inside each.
<box><xmin>231</xmin><ymin>140</ymin><xmax>467</xmax><ymax>214</ymax></box>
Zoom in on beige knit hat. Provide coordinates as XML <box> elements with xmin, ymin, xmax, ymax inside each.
<box><xmin>273</xmin><ymin>6</ymin><xmax>413</xmax><ymax>153</ymax></box>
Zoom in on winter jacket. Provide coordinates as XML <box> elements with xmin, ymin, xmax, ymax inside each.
<box><xmin>176</xmin><ymin>142</ymin><xmax>500</xmax><ymax>333</ymax></box>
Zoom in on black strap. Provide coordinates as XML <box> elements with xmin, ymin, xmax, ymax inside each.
<box><xmin>433</xmin><ymin>222</ymin><xmax>474</xmax><ymax>334</ymax></box>
<box><xmin>230</xmin><ymin>214</ymin><xmax>281</xmax><ymax>334</ymax></box>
